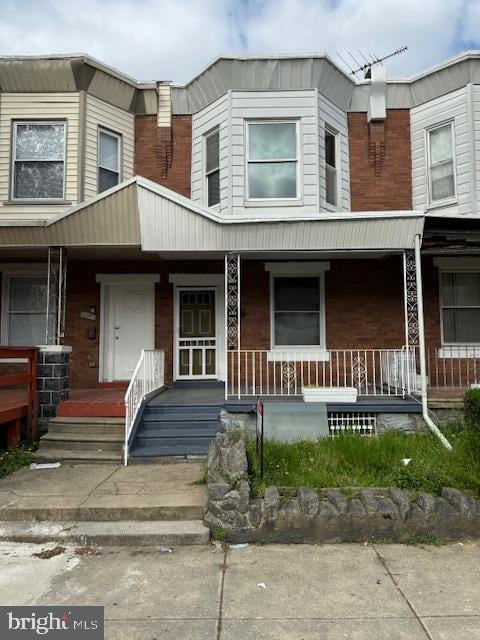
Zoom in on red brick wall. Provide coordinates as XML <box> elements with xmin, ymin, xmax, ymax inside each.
<box><xmin>62</xmin><ymin>258</ymin><xmax>443</xmax><ymax>388</ymax></box>
<box><xmin>348</xmin><ymin>110</ymin><xmax>412</xmax><ymax>211</ymax></box>
<box><xmin>134</xmin><ymin>115</ymin><xmax>192</xmax><ymax>197</ymax></box>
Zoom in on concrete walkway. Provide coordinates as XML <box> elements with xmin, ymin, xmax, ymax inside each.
<box><xmin>0</xmin><ymin>462</ymin><xmax>206</xmax><ymax>521</ymax></box>
<box><xmin>0</xmin><ymin>541</ymin><xmax>478</xmax><ymax>639</ymax></box>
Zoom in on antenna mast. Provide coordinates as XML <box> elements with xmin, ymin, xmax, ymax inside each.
<box><xmin>339</xmin><ymin>45</ymin><xmax>408</xmax><ymax>78</ymax></box>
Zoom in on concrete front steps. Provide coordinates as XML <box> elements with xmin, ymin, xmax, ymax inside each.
<box><xmin>35</xmin><ymin>417</ymin><xmax>124</xmax><ymax>464</ymax></box>
<box><xmin>0</xmin><ymin>520</ymin><xmax>210</xmax><ymax>546</ymax></box>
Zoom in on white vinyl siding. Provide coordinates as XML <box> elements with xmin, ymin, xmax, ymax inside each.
<box><xmin>84</xmin><ymin>94</ymin><xmax>134</xmax><ymax>200</ymax></box>
<box><xmin>231</xmin><ymin>90</ymin><xmax>317</xmax><ymax>216</ymax></box>
<box><xmin>318</xmin><ymin>93</ymin><xmax>350</xmax><ymax>211</ymax></box>
<box><xmin>191</xmin><ymin>93</ymin><xmax>229</xmax><ymax>212</ymax></box>
<box><xmin>411</xmin><ymin>87</ymin><xmax>470</xmax><ymax>214</ymax></box>
<box><xmin>0</xmin><ymin>92</ymin><xmax>80</xmax><ymax>219</ymax></box>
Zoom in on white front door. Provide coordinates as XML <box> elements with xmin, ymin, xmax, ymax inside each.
<box><xmin>102</xmin><ymin>282</ymin><xmax>155</xmax><ymax>381</ymax></box>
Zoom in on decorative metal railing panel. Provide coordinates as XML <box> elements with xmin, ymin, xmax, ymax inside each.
<box><xmin>124</xmin><ymin>349</ymin><xmax>165</xmax><ymax>464</ymax></box>
<box><xmin>227</xmin><ymin>348</ymin><xmax>416</xmax><ymax>399</ymax></box>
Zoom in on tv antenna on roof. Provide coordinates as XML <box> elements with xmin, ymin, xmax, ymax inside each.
<box><xmin>336</xmin><ymin>45</ymin><xmax>408</xmax><ymax>79</ymax></box>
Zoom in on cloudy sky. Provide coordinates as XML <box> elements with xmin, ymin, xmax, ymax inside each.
<box><xmin>1</xmin><ymin>0</ymin><xmax>479</xmax><ymax>84</ymax></box>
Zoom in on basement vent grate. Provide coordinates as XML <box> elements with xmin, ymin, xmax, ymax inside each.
<box><xmin>328</xmin><ymin>412</ymin><xmax>376</xmax><ymax>437</ymax></box>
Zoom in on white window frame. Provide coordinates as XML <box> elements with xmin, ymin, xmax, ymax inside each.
<box><xmin>1</xmin><ymin>268</ymin><xmax>48</xmax><ymax>347</ymax></box>
<box><xmin>204</xmin><ymin>126</ymin><xmax>220</xmax><ymax>208</ymax></box>
<box><xmin>97</xmin><ymin>127</ymin><xmax>122</xmax><ymax>193</ymax></box>
<box><xmin>265</xmin><ymin>262</ymin><xmax>329</xmax><ymax>361</ymax></box>
<box><xmin>324</xmin><ymin>124</ymin><xmax>339</xmax><ymax>208</ymax></box>
<box><xmin>11</xmin><ymin>120</ymin><xmax>67</xmax><ymax>201</ymax></box>
<box><xmin>426</xmin><ymin>120</ymin><xmax>457</xmax><ymax>208</ymax></box>
<box><xmin>438</xmin><ymin>268</ymin><xmax>480</xmax><ymax>351</ymax></box>
<box><xmin>245</xmin><ymin>119</ymin><xmax>301</xmax><ymax>205</ymax></box>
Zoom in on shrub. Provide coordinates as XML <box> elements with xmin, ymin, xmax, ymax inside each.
<box><xmin>464</xmin><ymin>388</ymin><xmax>480</xmax><ymax>427</ymax></box>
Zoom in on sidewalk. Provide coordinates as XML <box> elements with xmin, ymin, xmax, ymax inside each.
<box><xmin>0</xmin><ymin>541</ymin><xmax>478</xmax><ymax>639</ymax></box>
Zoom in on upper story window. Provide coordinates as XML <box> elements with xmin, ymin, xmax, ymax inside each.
<box><xmin>246</xmin><ymin>121</ymin><xmax>298</xmax><ymax>200</ymax></box>
<box><xmin>428</xmin><ymin>122</ymin><xmax>455</xmax><ymax>204</ymax></box>
<box><xmin>441</xmin><ymin>272</ymin><xmax>480</xmax><ymax>344</ymax></box>
<box><xmin>98</xmin><ymin>128</ymin><xmax>121</xmax><ymax>193</ymax></box>
<box><xmin>12</xmin><ymin>121</ymin><xmax>65</xmax><ymax>200</ymax></box>
<box><xmin>205</xmin><ymin>128</ymin><xmax>220</xmax><ymax>207</ymax></box>
<box><xmin>325</xmin><ymin>127</ymin><xmax>337</xmax><ymax>206</ymax></box>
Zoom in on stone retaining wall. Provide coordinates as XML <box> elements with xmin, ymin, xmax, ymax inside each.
<box><xmin>204</xmin><ymin>431</ymin><xmax>479</xmax><ymax>543</ymax></box>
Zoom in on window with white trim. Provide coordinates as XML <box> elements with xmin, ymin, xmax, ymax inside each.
<box><xmin>247</xmin><ymin>121</ymin><xmax>298</xmax><ymax>200</ymax></box>
<box><xmin>325</xmin><ymin>126</ymin><xmax>337</xmax><ymax>206</ymax></box>
<box><xmin>428</xmin><ymin>122</ymin><xmax>455</xmax><ymax>203</ymax></box>
<box><xmin>3</xmin><ymin>275</ymin><xmax>48</xmax><ymax>345</ymax></box>
<box><xmin>440</xmin><ymin>272</ymin><xmax>480</xmax><ymax>343</ymax></box>
<box><xmin>98</xmin><ymin>128</ymin><xmax>121</xmax><ymax>193</ymax></box>
<box><xmin>272</xmin><ymin>276</ymin><xmax>322</xmax><ymax>347</ymax></box>
<box><xmin>205</xmin><ymin>128</ymin><xmax>220</xmax><ymax>206</ymax></box>
<box><xmin>12</xmin><ymin>121</ymin><xmax>65</xmax><ymax>200</ymax></box>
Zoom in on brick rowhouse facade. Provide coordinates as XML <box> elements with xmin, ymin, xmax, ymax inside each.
<box><xmin>55</xmin><ymin>104</ymin><xmax>444</xmax><ymax>388</ymax></box>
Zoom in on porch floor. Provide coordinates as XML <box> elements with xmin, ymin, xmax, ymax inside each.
<box><xmin>57</xmin><ymin>388</ymin><xmax>126</xmax><ymax>418</ymax></box>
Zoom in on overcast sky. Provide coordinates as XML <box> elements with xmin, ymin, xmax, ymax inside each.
<box><xmin>1</xmin><ymin>0</ymin><xmax>479</xmax><ymax>84</ymax></box>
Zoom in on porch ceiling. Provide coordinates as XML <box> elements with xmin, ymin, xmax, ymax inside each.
<box><xmin>0</xmin><ymin>176</ymin><xmax>425</xmax><ymax>252</ymax></box>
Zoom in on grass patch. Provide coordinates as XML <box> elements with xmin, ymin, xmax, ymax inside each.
<box><xmin>246</xmin><ymin>427</ymin><xmax>480</xmax><ymax>496</ymax></box>
<box><xmin>406</xmin><ymin>532</ymin><xmax>445</xmax><ymax>546</ymax></box>
<box><xmin>0</xmin><ymin>446</ymin><xmax>34</xmax><ymax>479</ymax></box>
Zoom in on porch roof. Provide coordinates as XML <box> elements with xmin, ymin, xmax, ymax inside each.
<box><xmin>0</xmin><ymin>177</ymin><xmax>425</xmax><ymax>252</ymax></box>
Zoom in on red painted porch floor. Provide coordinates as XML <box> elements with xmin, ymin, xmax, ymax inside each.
<box><xmin>57</xmin><ymin>388</ymin><xmax>126</xmax><ymax>418</ymax></box>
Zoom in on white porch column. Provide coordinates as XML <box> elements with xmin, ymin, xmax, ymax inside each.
<box><xmin>225</xmin><ymin>253</ymin><xmax>241</xmax><ymax>400</ymax></box>
<box><xmin>46</xmin><ymin>247</ymin><xmax>67</xmax><ymax>345</ymax></box>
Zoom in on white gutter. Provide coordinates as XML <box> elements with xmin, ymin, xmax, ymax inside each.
<box><xmin>414</xmin><ymin>233</ymin><xmax>452</xmax><ymax>450</ymax></box>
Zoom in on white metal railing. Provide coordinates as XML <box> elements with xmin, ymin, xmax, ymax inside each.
<box><xmin>426</xmin><ymin>345</ymin><xmax>480</xmax><ymax>391</ymax></box>
<box><xmin>124</xmin><ymin>349</ymin><xmax>165</xmax><ymax>465</ymax></box>
<box><xmin>227</xmin><ymin>348</ymin><xmax>416</xmax><ymax>399</ymax></box>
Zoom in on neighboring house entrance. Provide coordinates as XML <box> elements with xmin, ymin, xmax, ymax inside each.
<box><xmin>97</xmin><ymin>274</ymin><xmax>158</xmax><ymax>382</ymax></box>
<box><xmin>171</xmin><ymin>275</ymin><xmax>225</xmax><ymax>381</ymax></box>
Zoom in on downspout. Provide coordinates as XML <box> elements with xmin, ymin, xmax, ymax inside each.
<box><xmin>414</xmin><ymin>233</ymin><xmax>452</xmax><ymax>450</ymax></box>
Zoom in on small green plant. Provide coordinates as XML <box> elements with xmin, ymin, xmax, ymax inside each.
<box><xmin>464</xmin><ymin>388</ymin><xmax>480</xmax><ymax>427</ymax></box>
<box><xmin>0</xmin><ymin>446</ymin><xmax>34</xmax><ymax>479</ymax></box>
<box><xmin>213</xmin><ymin>527</ymin><xmax>228</xmax><ymax>542</ymax></box>
<box><xmin>406</xmin><ymin>532</ymin><xmax>445</xmax><ymax>546</ymax></box>
<box><xmin>192</xmin><ymin>463</ymin><xmax>208</xmax><ymax>485</ymax></box>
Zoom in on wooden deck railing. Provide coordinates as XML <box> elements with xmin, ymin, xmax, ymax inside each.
<box><xmin>0</xmin><ymin>346</ymin><xmax>38</xmax><ymax>446</ymax></box>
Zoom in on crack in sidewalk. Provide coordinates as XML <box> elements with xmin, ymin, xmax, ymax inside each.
<box><xmin>373</xmin><ymin>545</ymin><xmax>433</xmax><ymax>640</ymax></box>
<box><xmin>215</xmin><ymin>545</ymin><xmax>228</xmax><ymax>640</ymax></box>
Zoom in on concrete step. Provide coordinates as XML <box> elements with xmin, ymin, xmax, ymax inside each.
<box><xmin>38</xmin><ymin>432</ymin><xmax>123</xmax><ymax>452</ymax></box>
<box><xmin>34</xmin><ymin>448</ymin><xmax>122</xmax><ymax>464</ymax></box>
<box><xmin>47</xmin><ymin>417</ymin><xmax>124</xmax><ymax>436</ymax></box>
<box><xmin>145</xmin><ymin>404</ymin><xmax>223</xmax><ymax>414</ymax></box>
<box><xmin>0</xmin><ymin>520</ymin><xmax>210</xmax><ymax>546</ymax></box>
<box><xmin>131</xmin><ymin>442</ymin><xmax>212</xmax><ymax>457</ymax></box>
<box><xmin>0</xmin><ymin>494</ymin><xmax>206</xmax><ymax>522</ymax></box>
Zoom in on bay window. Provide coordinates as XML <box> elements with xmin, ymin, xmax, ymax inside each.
<box><xmin>247</xmin><ymin>121</ymin><xmax>298</xmax><ymax>200</ymax></box>
<box><xmin>205</xmin><ymin>127</ymin><xmax>220</xmax><ymax>207</ymax></box>
<box><xmin>441</xmin><ymin>272</ymin><xmax>480</xmax><ymax>343</ymax></box>
<box><xmin>428</xmin><ymin>122</ymin><xmax>455</xmax><ymax>203</ymax></box>
<box><xmin>12</xmin><ymin>121</ymin><xmax>65</xmax><ymax>200</ymax></box>
<box><xmin>98</xmin><ymin>128</ymin><xmax>121</xmax><ymax>193</ymax></box>
<box><xmin>325</xmin><ymin>126</ymin><xmax>337</xmax><ymax>206</ymax></box>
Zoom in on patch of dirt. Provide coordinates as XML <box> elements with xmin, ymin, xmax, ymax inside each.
<box><xmin>33</xmin><ymin>546</ymin><xmax>66</xmax><ymax>559</ymax></box>
<box><xmin>74</xmin><ymin>546</ymin><xmax>98</xmax><ymax>556</ymax></box>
